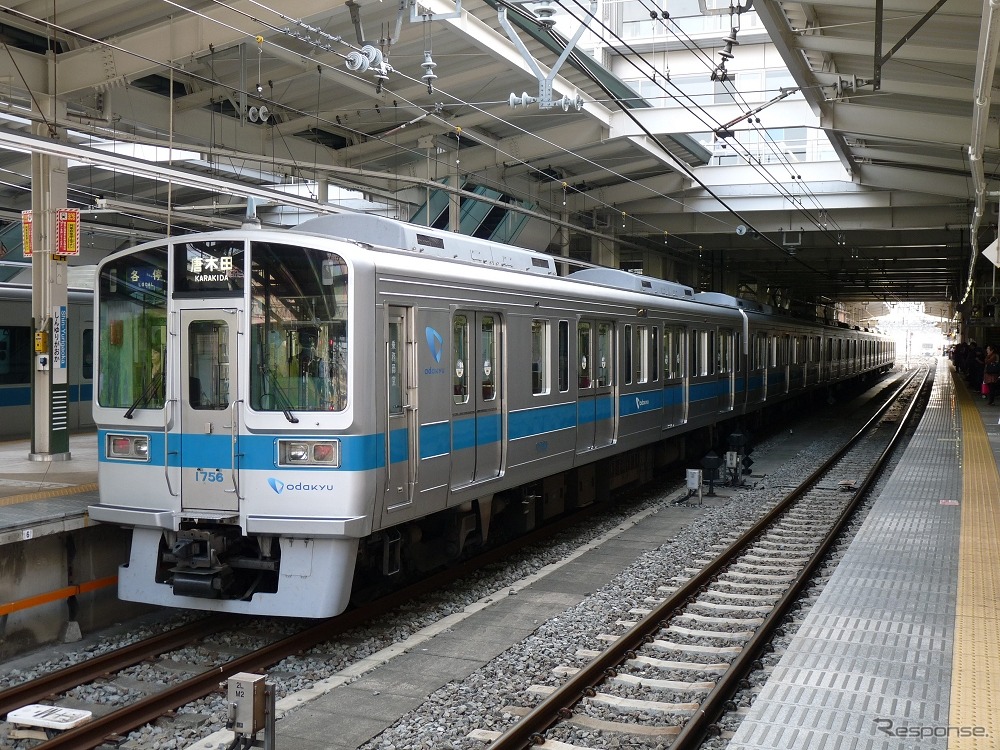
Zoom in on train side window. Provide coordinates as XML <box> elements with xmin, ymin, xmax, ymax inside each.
<box><xmin>453</xmin><ymin>315</ymin><xmax>469</xmax><ymax>404</ymax></box>
<box><xmin>82</xmin><ymin>328</ymin><xmax>94</xmax><ymax>380</ymax></box>
<box><xmin>650</xmin><ymin>327</ymin><xmax>659</xmax><ymax>381</ymax></box>
<box><xmin>0</xmin><ymin>326</ymin><xmax>30</xmax><ymax>384</ymax></box>
<box><xmin>596</xmin><ymin>322</ymin><xmax>612</xmax><ymax>387</ymax></box>
<box><xmin>578</xmin><ymin>322</ymin><xmax>592</xmax><ymax>388</ymax></box>
<box><xmin>531</xmin><ymin>319</ymin><xmax>548</xmax><ymax>395</ymax></box>
<box><xmin>481</xmin><ymin>315</ymin><xmax>497</xmax><ymax>401</ymax></box>
<box><xmin>635</xmin><ymin>325</ymin><xmax>648</xmax><ymax>383</ymax></box>
<box><xmin>717</xmin><ymin>330</ymin><xmax>730</xmax><ymax>373</ymax></box>
<box><xmin>624</xmin><ymin>324</ymin><xmax>633</xmax><ymax>385</ymax></box>
<box><xmin>558</xmin><ymin>321</ymin><xmax>569</xmax><ymax>392</ymax></box>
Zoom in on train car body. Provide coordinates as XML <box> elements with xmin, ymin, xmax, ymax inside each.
<box><xmin>0</xmin><ymin>284</ymin><xmax>95</xmax><ymax>439</ymax></box>
<box><xmin>87</xmin><ymin>215</ymin><xmax>894</xmax><ymax>617</ymax></box>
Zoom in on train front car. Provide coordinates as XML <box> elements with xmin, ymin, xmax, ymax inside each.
<box><xmin>89</xmin><ymin>231</ymin><xmax>373</xmax><ymax>617</ymax></box>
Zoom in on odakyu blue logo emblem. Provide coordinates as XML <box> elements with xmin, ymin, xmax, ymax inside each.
<box><xmin>268</xmin><ymin>478</ymin><xmax>285</xmax><ymax>494</ymax></box>
<box><xmin>425</xmin><ymin>326</ymin><xmax>444</xmax><ymax>363</ymax></box>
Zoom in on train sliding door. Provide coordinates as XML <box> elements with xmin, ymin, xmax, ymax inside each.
<box><xmin>451</xmin><ymin>311</ymin><xmax>502</xmax><ymax>488</ymax></box>
<box><xmin>576</xmin><ymin>319</ymin><xmax>615</xmax><ymax>453</ymax></box>
<box><xmin>384</xmin><ymin>307</ymin><xmax>416</xmax><ymax>510</ymax></box>
<box><xmin>178</xmin><ymin>308</ymin><xmax>241</xmax><ymax>512</ymax></box>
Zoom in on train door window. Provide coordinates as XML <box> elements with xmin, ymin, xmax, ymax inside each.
<box><xmin>650</xmin><ymin>326</ymin><xmax>659</xmax><ymax>381</ymax></box>
<box><xmin>578</xmin><ymin>322</ymin><xmax>592</xmax><ymax>388</ymax></box>
<box><xmin>663</xmin><ymin>327</ymin><xmax>682</xmax><ymax>379</ymax></box>
<box><xmin>718</xmin><ymin>330</ymin><xmax>732</xmax><ymax>373</ymax></box>
<box><xmin>481</xmin><ymin>316</ymin><xmax>497</xmax><ymax>400</ymax></box>
<box><xmin>188</xmin><ymin>320</ymin><xmax>230</xmax><ymax>410</ymax></box>
<box><xmin>531</xmin><ymin>320</ymin><xmax>549</xmax><ymax>395</ymax></box>
<box><xmin>635</xmin><ymin>325</ymin><xmax>649</xmax><ymax>383</ymax></box>
<box><xmin>691</xmin><ymin>330</ymin><xmax>701</xmax><ymax>376</ymax></box>
<box><xmin>596</xmin><ymin>322</ymin><xmax>612</xmax><ymax>387</ymax></box>
<box><xmin>82</xmin><ymin>328</ymin><xmax>94</xmax><ymax>380</ymax></box>
<box><xmin>453</xmin><ymin>315</ymin><xmax>469</xmax><ymax>404</ymax></box>
<box><xmin>707</xmin><ymin>330</ymin><xmax>717</xmax><ymax>374</ymax></box>
<box><xmin>388</xmin><ymin>319</ymin><xmax>404</xmax><ymax>414</ymax></box>
<box><xmin>558</xmin><ymin>321</ymin><xmax>569</xmax><ymax>392</ymax></box>
<box><xmin>624</xmin><ymin>324</ymin><xmax>633</xmax><ymax>385</ymax></box>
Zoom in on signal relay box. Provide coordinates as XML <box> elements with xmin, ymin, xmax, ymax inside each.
<box><xmin>227</xmin><ymin>672</ymin><xmax>266</xmax><ymax>735</ymax></box>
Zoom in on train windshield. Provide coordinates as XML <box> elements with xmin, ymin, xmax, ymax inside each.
<box><xmin>96</xmin><ymin>248</ymin><xmax>169</xmax><ymax>410</ymax></box>
<box><xmin>249</xmin><ymin>242</ymin><xmax>349</xmax><ymax>413</ymax></box>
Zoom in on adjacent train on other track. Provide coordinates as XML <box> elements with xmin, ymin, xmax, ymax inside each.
<box><xmin>0</xmin><ymin>284</ymin><xmax>95</xmax><ymax>439</ymax></box>
<box><xmin>87</xmin><ymin>215</ymin><xmax>895</xmax><ymax>617</ymax></box>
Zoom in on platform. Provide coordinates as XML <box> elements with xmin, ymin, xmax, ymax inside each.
<box><xmin>728</xmin><ymin>362</ymin><xmax>1000</xmax><ymax>749</ymax></box>
<box><xmin>0</xmin><ymin>433</ymin><xmax>98</xmax><ymax>546</ymax></box>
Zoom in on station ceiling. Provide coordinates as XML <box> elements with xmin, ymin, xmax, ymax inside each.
<box><xmin>0</xmin><ymin>0</ymin><xmax>993</xmax><ymax>320</ymax></box>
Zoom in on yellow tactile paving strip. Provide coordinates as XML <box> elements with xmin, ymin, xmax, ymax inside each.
<box><xmin>0</xmin><ymin>482</ymin><xmax>98</xmax><ymax>507</ymax></box>
<box><xmin>950</xmin><ymin>378</ymin><xmax>1000</xmax><ymax>748</ymax></box>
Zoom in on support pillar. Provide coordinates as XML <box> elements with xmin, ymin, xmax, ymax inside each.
<box><xmin>29</xmin><ymin>117</ymin><xmax>71</xmax><ymax>462</ymax></box>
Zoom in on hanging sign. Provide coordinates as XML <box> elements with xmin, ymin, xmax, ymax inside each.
<box><xmin>56</xmin><ymin>208</ymin><xmax>81</xmax><ymax>256</ymax></box>
<box><xmin>21</xmin><ymin>210</ymin><xmax>31</xmax><ymax>257</ymax></box>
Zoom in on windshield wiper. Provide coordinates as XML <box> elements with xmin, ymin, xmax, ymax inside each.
<box><xmin>124</xmin><ymin>372</ymin><xmax>164</xmax><ymax>420</ymax></box>
<box><xmin>258</xmin><ymin>365</ymin><xmax>299</xmax><ymax>423</ymax></box>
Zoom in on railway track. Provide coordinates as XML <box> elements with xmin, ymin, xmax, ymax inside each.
<box><xmin>480</xmin><ymin>367</ymin><xmax>929</xmax><ymax>750</ymax></box>
<box><xmin>0</xmin><ymin>481</ymin><xmax>620</xmax><ymax>750</ymax></box>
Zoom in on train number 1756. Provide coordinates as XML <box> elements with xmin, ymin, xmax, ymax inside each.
<box><xmin>194</xmin><ymin>470</ymin><xmax>225</xmax><ymax>482</ymax></box>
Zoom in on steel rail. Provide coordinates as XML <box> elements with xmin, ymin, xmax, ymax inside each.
<box><xmin>0</xmin><ymin>614</ymin><xmax>239</xmax><ymax>717</ymax></box>
<box><xmin>486</xmin><ymin>368</ymin><xmax>924</xmax><ymax>749</ymax></box>
<box><xmin>670</xmin><ymin>366</ymin><xmax>930</xmax><ymax>748</ymax></box>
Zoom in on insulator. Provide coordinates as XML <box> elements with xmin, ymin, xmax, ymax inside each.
<box><xmin>345</xmin><ymin>51</ymin><xmax>369</xmax><ymax>72</ymax></box>
<box><xmin>421</xmin><ymin>51</ymin><xmax>437</xmax><ymax>93</ymax></box>
<box><xmin>361</xmin><ymin>44</ymin><xmax>383</xmax><ymax>67</ymax></box>
<box><xmin>509</xmin><ymin>91</ymin><xmax>536</xmax><ymax>108</ymax></box>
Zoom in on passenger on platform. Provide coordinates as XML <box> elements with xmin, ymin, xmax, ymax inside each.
<box><xmin>952</xmin><ymin>341</ymin><xmax>969</xmax><ymax>373</ymax></box>
<box><xmin>983</xmin><ymin>344</ymin><xmax>999</xmax><ymax>405</ymax></box>
<box><xmin>968</xmin><ymin>341</ymin><xmax>984</xmax><ymax>388</ymax></box>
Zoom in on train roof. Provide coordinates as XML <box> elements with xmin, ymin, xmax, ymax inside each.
<box><xmin>694</xmin><ymin>292</ymin><xmax>772</xmax><ymax>314</ymax></box>
<box><xmin>567</xmin><ymin>268</ymin><xmax>695</xmax><ymax>299</ymax></box>
<box><xmin>290</xmin><ymin>214</ymin><xmax>559</xmax><ymax>277</ymax></box>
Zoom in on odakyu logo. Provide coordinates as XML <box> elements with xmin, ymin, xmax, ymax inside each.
<box><xmin>425</xmin><ymin>326</ymin><xmax>444</xmax><ymax>363</ymax></box>
<box><xmin>424</xmin><ymin>326</ymin><xmax>446</xmax><ymax>375</ymax></box>
<box><xmin>267</xmin><ymin>478</ymin><xmax>335</xmax><ymax>494</ymax></box>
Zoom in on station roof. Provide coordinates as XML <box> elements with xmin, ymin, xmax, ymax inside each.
<box><xmin>0</xmin><ymin>0</ymin><xmax>991</xmax><ymax>318</ymax></box>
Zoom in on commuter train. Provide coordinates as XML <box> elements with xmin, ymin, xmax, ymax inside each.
<box><xmin>0</xmin><ymin>284</ymin><xmax>95</xmax><ymax>439</ymax></box>
<box><xmin>87</xmin><ymin>215</ymin><xmax>894</xmax><ymax>617</ymax></box>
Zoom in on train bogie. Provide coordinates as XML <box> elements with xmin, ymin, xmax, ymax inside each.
<box><xmin>86</xmin><ymin>215</ymin><xmax>894</xmax><ymax>617</ymax></box>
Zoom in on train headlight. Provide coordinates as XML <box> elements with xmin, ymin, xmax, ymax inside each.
<box><xmin>287</xmin><ymin>442</ymin><xmax>309</xmax><ymax>462</ymax></box>
<box><xmin>278</xmin><ymin>439</ymin><xmax>340</xmax><ymax>467</ymax></box>
<box><xmin>107</xmin><ymin>433</ymin><xmax>151</xmax><ymax>461</ymax></box>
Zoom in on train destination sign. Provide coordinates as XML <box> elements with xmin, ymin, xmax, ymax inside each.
<box><xmin>175</xmin><ymin>241</ymin><xmax>244</xmax><ymax>294</ymax></box>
